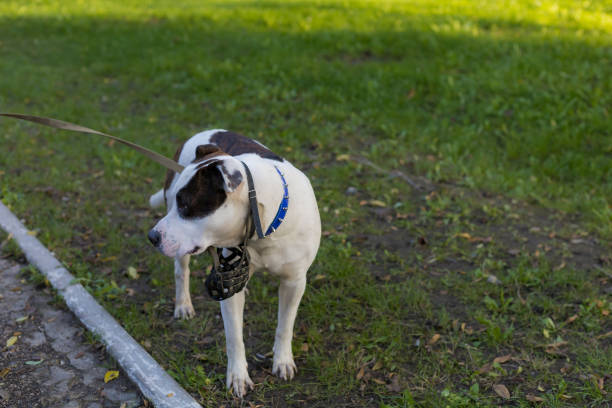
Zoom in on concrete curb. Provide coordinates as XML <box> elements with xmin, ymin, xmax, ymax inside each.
<box><xmin>0</xmin><ymin>201</ymin><xmax>202</xmax><ymax>408</ymax></box>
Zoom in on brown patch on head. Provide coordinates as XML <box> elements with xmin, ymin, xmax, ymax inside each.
<box><xmin>175</xmin><ymin>163</ymin><xmax>227</xmax><ymax>219</ymax></box>
<box><xmin>164</xmin><ymin>141</ymin><xmax>186</xmax><ymax>205</ymax></box>
<box><xmin>210</xmin><ymin>131</ymin><xmax>282</xmax><ymax>161</ymax></box>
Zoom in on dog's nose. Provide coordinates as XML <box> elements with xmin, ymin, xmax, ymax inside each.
<box><xmin>148</xmin><ymin>229</ymin><xmax>161</xmax><ymax>247</ymax></box>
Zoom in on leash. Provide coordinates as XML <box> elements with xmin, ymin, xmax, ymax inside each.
<box><xmin>1</xmin><ymin>112</ymin><xmax>288</xmax><ymax>301</ymax></box>
<box><xmin>0</xmin><ymin>113</ymin><xmax>184</xmax><ymax>173</ymax></box>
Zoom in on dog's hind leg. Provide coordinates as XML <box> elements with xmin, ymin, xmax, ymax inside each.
<box><xmin>173</xmin><ymin>254</ymin><xmax>195</xmax><ymax>319</ymax></box>
<box><xmin>220</xmin><ymin>290</ymin><xmax>253</xmax><ymax>397</ymax></box>
<box><xmin>273</xmin><ymin>274</ymin><xmax>307</xmax><ymax>380</ymax></box>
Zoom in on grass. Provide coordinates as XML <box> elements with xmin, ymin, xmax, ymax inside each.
<box><xmin>0</xmin><ymin>0</ymin><xmax>610</xmax><ymax>406</ymax></box>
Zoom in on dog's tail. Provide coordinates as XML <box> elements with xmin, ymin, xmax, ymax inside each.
<box><xmin>149</xmin><ymin>189</ymin><xmax>165</xmax><ymax>208</ymax></box>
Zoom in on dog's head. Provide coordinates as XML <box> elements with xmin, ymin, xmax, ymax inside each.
<box><xmin>148</xmin><ymin>145</ymin><xmax>247</xmax><ymax>258</ymax></box>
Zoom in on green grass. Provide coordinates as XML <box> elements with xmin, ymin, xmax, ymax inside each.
<box><xmin>0</xmin><ymin>1</ymin><xmax>611</xmax><ymax>406</ymax></box>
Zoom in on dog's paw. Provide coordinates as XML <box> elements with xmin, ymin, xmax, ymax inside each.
<box><xmin>173</xmin><ymin>303</ymin><xmax>195</xmax><ymax>319</ymax></box>
<box><xmin>226</xmin><ymin>367</ymin><xmax>254</xmax><ymax>398</ymax></box>
<box><xmin>272</xmin><ymin>358</ymin><xmax>297</xmax><ymax>381</ymax></box>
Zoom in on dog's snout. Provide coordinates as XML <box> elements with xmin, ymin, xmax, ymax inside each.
<box><xmin>148</xmin><ymin>229</ymin><xmax>161</xmax><ymax>247</ymax></box>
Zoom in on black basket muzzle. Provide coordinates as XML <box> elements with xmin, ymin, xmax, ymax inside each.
<box><xmin>205</xmin><ymin>246</ymin><xmax>251</xmax><ymax>301</ymax></box>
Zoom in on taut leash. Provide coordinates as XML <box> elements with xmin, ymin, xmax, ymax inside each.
<box><xmin>0</xmin><ymin>113</ymin><xmax>184</xmax><ymax>173</ymax></box>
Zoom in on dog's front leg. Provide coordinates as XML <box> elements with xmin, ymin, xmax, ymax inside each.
<box><xmin>273</xmin><ymin>276</ymin><xmax>306</xmax><ymax>380</ymax></box>
<box><xmin>173</xmin><ymin>255</ymin><xmax>195</xmax><ymax>319</ymax></box>
<box><xmin>220</xmin><ymin>290</ymin><xmax>253</xmax><ymax>397</ymax></box>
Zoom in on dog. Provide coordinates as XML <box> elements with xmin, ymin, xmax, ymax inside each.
<box><xmin>147</xmin><ymin>129</ymin><xmax>321</xmax><ymax>397</ymax></box>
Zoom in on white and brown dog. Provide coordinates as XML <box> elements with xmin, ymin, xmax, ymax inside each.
<box><xmin>147</xmin><ymin>129</ymin><xmax>321</xmax><ymax>397</ymax></box>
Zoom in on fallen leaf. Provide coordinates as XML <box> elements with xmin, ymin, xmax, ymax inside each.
<box><xmin>545</xmin><ymin>340</ymin><xmax>568</xmax><ymax>349</ymax></box>
<box><xmin>0</xmin><ymin>368</ymin><xmax>9</xmax><ymax>378</ymax></box>
<box><xmin>300</xmin><ymin>343</ymin><xmax>309</xmax><ymax>352</ymax></box>
<box><xmin>367</xmin><ymin>200</ymin><xmax>387</xmax><ymax>207</ymax></box>
<box><xmin>25</xmin><ymin>360</ymin><xmax>44</xmax><ymax>365</ymax></box>
<box><xmin>166</xmin><ymin>393</ymin><xmax>174</xmax><ymax>397</ymax></box>
<box><xmin>526</xmin><ymin>394</ymin><xmax>544</xmax><ymax>402</ymax></box>
<box><xmin>15</xmin><ymin>316</ymin><xmax>28</xmax><ymax>323</ymax></box>
<box><xmin>6</xmin><ymin>336</ymin><xmax>18</xmax><ymax>347</ymax></box>
<box><xmin>565</xmin><ymin>314</ymin><xmax>578</xmax><ymax>324</ymax></box>
<box><xmin>372</xmin><ymin>378</ymin><xmax>386</xmax><ymax>385</ymax></box>
<box><xmin>372</xmin><ymin>361</ymin><xmax>383</xmax><ymax>371</ymax></box>
<box><xmin>596</xmin><ymin>331</ymin><xmax>612</xmax><ymax>340</ymax></box>
<box><xmin>537</xmin><ymin>385</ymin><xmax>545</xmax><ymax>392</ymax></box>
<box><xmin>336</xmin><ymin>154</ymin><xmax>350</xmax><ymax>162</ymax></box>
<box><xmin>126</xmin><ymin>266</ymin><xmax>139</xmax><ymax>280</ymax></box>
<box><xmin>104</xmin><ymin>370</ymin><xmax>119</xmax><ymax>383</ymax></box>
<box><xmin>493</xmin><ymin>384</ymin><xmax>510</xmax><ymax>399</ymax></box>
<box><xmin>560</xmin><ymin>394</ymin><xmax>572</xmax><ymax>400</ymax></box>
<box><xmin>428</xmin><ymin>333</ymin><xmax>441</xmax><ymax>345</ymax></box>
<box><xmin>356</xmin><ymin>366</ymin><xmax>365</xmax><ymax>381</ymax></box>
<box><xmin>493</xmin><ymin>355</ymin><xmax>512</xmax><ymax>364</ymax></box>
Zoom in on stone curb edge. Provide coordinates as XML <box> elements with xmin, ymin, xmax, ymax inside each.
<box><xmin>0</xmin><ymin>201</ymin><xmax>202</xmax><ymax>408</ymax></box>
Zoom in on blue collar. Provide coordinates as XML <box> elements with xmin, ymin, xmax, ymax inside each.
<box><xmin>264</xmin><ymin>166</ymin><xmax>289</xmax><ymax>236</ymax></box>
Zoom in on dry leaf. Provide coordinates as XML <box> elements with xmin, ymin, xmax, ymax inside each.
<box><xmin>126</xmin><ymin>266</ymin><xmax>139</xmax><ymax>280</ymax></box>
<box><xmin>166</xmin><ymin>393</ymin><xmax>174</xmax><ymax>397</ymax></box>
<box><xmin>6</xmin><ymin>336</ymin><xmax>18</xmax><ymax>347</ymax></box>
<box><xmin>372</xmin><ymin>378</ymin><xmax>386</xmax><ymax>385</ymax></box>
<box><xmin>493</xmin><ymin>355</ymin><xmax>512</xmax><ymax>364</ymax></box>
<box><xmin>368</xmin><ymin>200</ymin><xmax>387</xmax><ymax>207</ymax></box>
<box><xmin>104</xmin><ymin>370</ymin><xmax>119</xmax><ymax>383</ymax></box>
<box><xmin>372</xmin><ymin>361</ymin><xmax>383</xmax><ymax>371</ymax></box>
<box><xmin>300</xmin><ymin>343</ymin><xmax>309</xmax><ymax>352</ymax></box>
<box><xmin>356</xmin><ymin>366</ymin><xmax>365</xmax><ymax>381</ymax></box>
<box><xmin>0</xmin><ymin>368</ymin><xmax>10</xmax><ymax>378</ymax></box>
<box><xmin>545</xmin><ymin>342</ymin><xmax>569</xmax><ymax>355</ymax></box>
<box><xmin>565</xmin><ymin>314</ymin><xmax>578</xmax><ymax>324</ymax></box>
<box><xmin>428</xmin><ymin>334</ymin><xmax>441</xmax><ymax>345</ymax></box>
<box><xmin>526</xmin><ymin>394</ymin><xmax>544</xmax><ymax>402</ymax></box>
<box><xmin>596</xmin><ymin>331</ymin><xmax>612</xmax><ymax>340</ymax></box>
<box><xmin>493</xmin><ymin>384</ymin><xmax>510</xmax><ymax>399</ymax></box>
<box><xmin>336</xmin><ymin>154</ymin><xmax>350</xmax><ymax>162</ymax></box>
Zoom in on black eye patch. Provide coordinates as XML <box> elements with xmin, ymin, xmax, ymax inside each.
<box><xmin>176</xmin><ymin>164</ymin><xmax>227</xmax><ymax>219</ymax></box>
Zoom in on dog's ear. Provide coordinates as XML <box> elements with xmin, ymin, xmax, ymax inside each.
<box><xmin>215</xmin><ymin>160</ymin><xmax>243</xmax><ymax>193</ymax></box>
<box><xmin>194</xmin><ymin>144</ymin><xmax>222</xmax><ymax>161</ymax></box>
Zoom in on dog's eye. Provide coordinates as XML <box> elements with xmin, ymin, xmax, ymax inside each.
<box><xmin>176</xmin><ymin>194</ymin><xmax>188</xmax><ymax>212</ymax></box>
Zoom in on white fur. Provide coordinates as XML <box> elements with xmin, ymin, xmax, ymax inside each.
<box><xmin>148</xmin><ymin>130</ymin><xmax>321</xmax><ymax>397</ymax></box>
